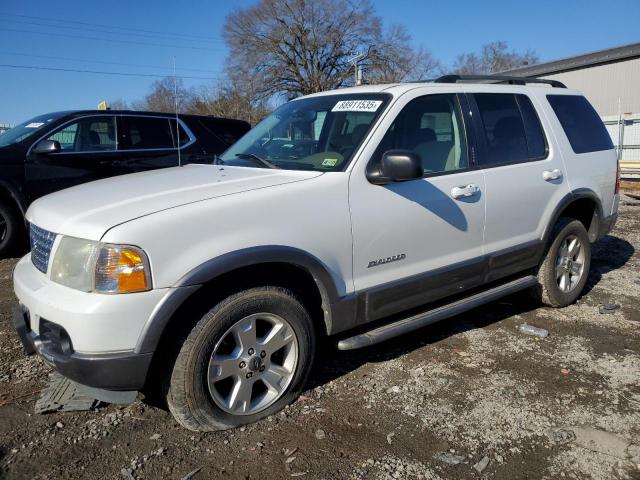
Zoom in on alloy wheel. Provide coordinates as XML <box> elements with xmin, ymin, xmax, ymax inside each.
<box><xmin>207</xmin><ymin>312</ymin><xmax>298</xmax><ymax>415</ymax></box>
<box><xmin>555</xmin><ymin>234</ymin><xmax>586</xmax><ymax>292</ymax></box>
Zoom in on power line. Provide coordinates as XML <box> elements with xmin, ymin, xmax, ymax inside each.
<box><xmin>0</xmin><ymin>12</ymin><xmax>216</xmax><ymax>42</ymax></box>
<box><xmin>0</xmin><ymin>27</ymin><xmax>224</xmax><ymax>52</ymax></box>
<box><xmin>0</xmin><ymin>63</ymin><xmax>223</xmax><ymax>80</ymax></box>
<box><xmin>0</xmin><ymin>18</ymin><xmax>219</xmax><ymax>45</ymax></box>
<box><xmin>0</xmin><ymin>50</ymin><xmax>220</xmax><ymax>74</ymax></box>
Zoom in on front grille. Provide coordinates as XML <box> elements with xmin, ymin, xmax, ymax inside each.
<box><xmin>30</xmin><ymin>224</ymin><xmax>56</xmax><ymax>273</ymax></box>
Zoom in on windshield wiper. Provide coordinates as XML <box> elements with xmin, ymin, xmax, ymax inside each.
<box><xmin>235</xmin><ymin>153</ymin><xmax>281</xmax><ymax>169</ymax></box>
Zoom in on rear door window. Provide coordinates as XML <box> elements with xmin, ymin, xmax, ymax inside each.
<box><xmin>547</xmin><ymin>95</ymin><xmax>613</xmax><ymax>154</ymax></box>
<box><xmin>472</xmin><ymin>93</ymin><xmax>547</xmax><ymax>166</ymax></box>
<box><xmin>118</xmin><ymin>116</ymin><xmax>174</xmax><ymax>150</ymax></box>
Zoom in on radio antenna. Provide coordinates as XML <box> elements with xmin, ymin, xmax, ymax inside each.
<box><xmin>172</xmin><ymin>57</ymin><xmax>182</xmax><ymax>167</ymax></box>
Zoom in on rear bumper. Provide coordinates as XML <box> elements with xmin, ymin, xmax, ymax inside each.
<box><xmin>598</xmin><ymin>213</ymin><xmax>618</xmax><ymax>240</ymax></box>
<box><xmin>13</xmin><ymin>304</ymin><xmax>152</xmax><ymax>391</ymax></box>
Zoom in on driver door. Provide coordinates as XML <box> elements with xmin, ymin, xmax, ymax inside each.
<box><xmin>25</xmin><ymin>115</ymin><xmax>127</xmax><ymax>201</ymax></box>
<box><xmin>348</xmin><ymin>92</ymin><xmax>487</xmax><ymax>322</ymax></box>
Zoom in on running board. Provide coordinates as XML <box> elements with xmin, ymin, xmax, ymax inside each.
<box><xmin>337</xmin><ymin>275</ymin><xmax>537</xmax><ymax>350</ymax></box>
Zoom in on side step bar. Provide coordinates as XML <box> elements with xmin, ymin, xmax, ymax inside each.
<box><xmin>337</xmin><ymin>275</ymin><xmax>537</xmax><ymax>350</ymax></box>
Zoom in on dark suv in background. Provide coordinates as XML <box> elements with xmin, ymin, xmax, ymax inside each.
<box><xmin>0</xmin><ymin>110</ymin><xmax>250</xmax><ymax>255</ymax></box>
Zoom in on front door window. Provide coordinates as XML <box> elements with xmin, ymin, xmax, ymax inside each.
<box><xmin>46</xmin><ymin>116</ymin><xmax>116</xmax><ymax>152</ymax></box>
<box><xmin>376</xmin><ymin>94</ymin><xmax>468</xmax><ymax>175</ymax></box>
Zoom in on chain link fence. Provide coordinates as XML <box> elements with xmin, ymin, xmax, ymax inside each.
<box><xmin>603</xmin><ymin>113</ymin><xmax>640</xmax><ymax>177</ymax></box>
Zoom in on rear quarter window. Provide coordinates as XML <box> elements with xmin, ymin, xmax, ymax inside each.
<box><xmin>546</xmin><ymin>95</ymin><xmax>613</xmax><ymax>154</ymax></box>
<box><xmin>190</xmin><ymin>118</ymin><xmax>250</xmax><ymax>153</ymax></box>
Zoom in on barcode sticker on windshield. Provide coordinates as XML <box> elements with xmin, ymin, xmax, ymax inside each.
<box><xmin>332</xmin><ymin>100</ymin><xmax>382</xmax><ymax>113</ymax></box>
<box><xmin>25</xmin><ymin>122</ymin><xmax>44</xmax><ymax>128</ymax></box>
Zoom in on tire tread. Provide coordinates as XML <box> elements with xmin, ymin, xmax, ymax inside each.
<box><xmin>167</xmin><ymin>286</ymin><xmax>314</xmax><ymax>431</ymax></box>
<box><xmin>534</xmin><ymin>217</ymin><xmax>591</xmax><ymax>308</ymax></box>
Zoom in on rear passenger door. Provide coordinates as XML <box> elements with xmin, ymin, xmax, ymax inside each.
<box><xmin>117</xmin><ymin>115</ymin><xmax>190</xmax><ymax>171</ymax></box>
<box><xmin>467</xmin><ymin>92</ymin><xmax>570</xmax><ymax>281</ymax></box>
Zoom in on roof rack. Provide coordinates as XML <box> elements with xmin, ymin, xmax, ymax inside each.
<box><xmin>434</xmin><ymin>74</ymin><xmax>566</xmax><ymax>88</ymax></box>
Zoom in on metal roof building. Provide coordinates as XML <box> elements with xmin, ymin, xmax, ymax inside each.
<box><xmin>507</xmin><ymin>43</ymin><xmax>640</xmax><ymax>175</ymax></box>
<box><xmin>506</xmin><ymin>42</ymin><xmax>640</xmax><ymax>116</ymax></box>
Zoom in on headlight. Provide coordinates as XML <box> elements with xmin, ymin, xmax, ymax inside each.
<box><xmin>49</xmin><ymin>237</ymin><xmax>100</xmax><ymax>291</ymax></box>
<box><xmin>50</xmin><ymin>237</ymin><xmax>151</xmax><ymax>294</ymax></box>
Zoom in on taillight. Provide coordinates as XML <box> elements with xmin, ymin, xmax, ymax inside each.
<box><xmin>615</xmin><ymin>159</ymin><xmax>620</xmax><ymax>194</ymax></box>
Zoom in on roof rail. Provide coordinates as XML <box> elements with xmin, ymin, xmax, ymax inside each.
<box><xmin>434</xmin><ymin>74</ymin><xmax>567</xmax><ymax>88</ymax></box>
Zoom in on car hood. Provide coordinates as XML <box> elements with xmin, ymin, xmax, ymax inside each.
<box><xmin>27</xmin><ymin>164</ymin><xmax>323</xmax><ymax>240</ymax></box>
<box><xmin>0</xmin><ymin>144</ymin><xmax>24</xmax><ymax>161</ymax></box>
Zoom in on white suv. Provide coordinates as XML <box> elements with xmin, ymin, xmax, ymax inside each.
<box><xmin>13</xmin><ymin>75</ymin><xmax>619</xmax><ymax>431</ymax></box>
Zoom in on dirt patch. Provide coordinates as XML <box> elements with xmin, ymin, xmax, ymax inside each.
<box><xmin>620</xmin><ymin>180</ymin><xmax>640</xmax><ymax>196</ymax></box>
<box><xmin>1</xmin><ymin>200</ymin><xmax>639</xmax><ymax>480</ymax></box>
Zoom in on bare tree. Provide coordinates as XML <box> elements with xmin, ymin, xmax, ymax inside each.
<box><xmin>131</xmin><ymin>77</ymin><xmax>271</xmax><ymax>124</ymax></box>
<box><xmin>188</xmin><ymin>82</ymin><xmax>271</xmax><ymax>125</ymax></box>
<box><xmin>223</xmin><ymin>0</ymin><xmax>437</xmax><ymax>99</ymax></box>
<box><xmin>365</xmin><ymin>25</ymin><xmax>440</xmax><ymax>83</ymax></box>
<box><xmin>108</xmin><ymin>98</ymin><xmax>130</xmax><ymax>110</ymax></box>
<box><xmin>133</xmin><ymin>77</ymin><xmax>192</xmax><ymax>113</ymax></box>
<box><xmin>451</xmin><ymin>41</ymin><xmax>538</xmax><ymax>75</ymax></box>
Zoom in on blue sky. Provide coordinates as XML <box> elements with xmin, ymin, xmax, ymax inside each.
<box><xmin>1</xmin><ymin>0</ymin><xmax>639</xmax><ymax>123</ymax></box>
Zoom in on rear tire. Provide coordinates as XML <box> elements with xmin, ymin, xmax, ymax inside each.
<box><xmin>533</xmin><ymin>217</ymin><xmax>591</xmax><ymax>307</ymax></box>
<box><xmin>0</xmin><ymin>200</ymin><xmax>24</xmax><ymax>258</ymax></box>
<box><xmin>167</xmin><ymin>287</ymin><xmax>315</xmax><ymax>431</ymax></box>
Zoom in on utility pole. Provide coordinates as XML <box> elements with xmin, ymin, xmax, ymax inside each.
<box><xmin>349</xmin><ymin>52</ymin><xmax>366</xmax><ymax>86</ymax></box>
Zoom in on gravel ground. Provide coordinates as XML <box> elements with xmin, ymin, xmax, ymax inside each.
<box><xmin>1</xmin><ymin>195</ymin><xmax>639</xmax><ymax>480</ymax></box>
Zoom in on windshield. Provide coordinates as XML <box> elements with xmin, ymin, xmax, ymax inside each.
<box><xmin>219</xmin><ymin>94</ymin><xmax>390</xmax><ymax>171</ymax></box>
<box><xmin>0</xmin><ymin>112</ymin><xmax>67</xmax><ymax>147</ymax></box>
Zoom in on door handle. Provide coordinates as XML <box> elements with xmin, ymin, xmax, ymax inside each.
<box><xmin>451</xmin><ymin>184</ymin><xmax>480</xmax><ymax>199</ymax></box>
<box><xmin>542</xmin><ymin>169</ymin><xmax>563</xmax><ymax>181</ymax></box>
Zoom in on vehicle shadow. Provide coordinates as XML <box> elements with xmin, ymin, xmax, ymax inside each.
<box><xmin>306</xmin><ymin>234</ymin><xmax>635</xmax><ymax>391</ymax></box>
<box><xmin>387</xmin><ymin>179</ymin><xmax>474</xmax><ymax>232</ymax></box>
<box><xmin>583</xmin><ymin>234</ymin><xmax>635</xmax><ymax>296</ymax></box>
<box><xmin>306</xmin><ymin>289</ymin><xmax>541</xmax><ymax>391</ymax></box>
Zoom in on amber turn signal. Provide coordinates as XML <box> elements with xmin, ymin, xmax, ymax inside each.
<box><xmin>95</xmin><ymin>245</ymin><xmax>151</xmax><ymax>293</ymax></box>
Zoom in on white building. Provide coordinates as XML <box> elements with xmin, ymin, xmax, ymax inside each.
<box><xmin>507</xmin><ymin>43</ymin><xmax>640</xmax><ymax>175</ymax></box>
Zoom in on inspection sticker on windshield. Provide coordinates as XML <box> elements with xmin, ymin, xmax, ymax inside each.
<box><xmin>321</xmin><ymin>158</ymin><xmax>338</xmax><ymax>167</ymax></box>
<box><xmin>332</xmin><ymin>100</ymin><xmax>382</xmax><ymax>113</ymax></box>
<box><xmin>25</xmin><ymin>122</ymin><xmax>44</xmax><ymax>128</ymax></box>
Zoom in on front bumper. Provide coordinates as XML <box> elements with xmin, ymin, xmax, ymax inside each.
<box><xmin>13</xmin><ymin>304</ymin><xmax>152</xmax><ymax>391</ymax></box>
<box><xmin>12</xmin><ymin>253</ymin><xmax>169</xmax><ymax>391</ymax></box>
<box><xmin>13</xmin><ymin>254</ymin><xmax>168</xmax><ymax>352</ymax></box>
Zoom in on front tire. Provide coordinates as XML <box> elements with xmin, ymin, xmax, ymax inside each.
<box><xmin>167</xmin><ymin>287</ymin><xmax>315</xmax><ymax>431</ymax></box>
<box><xmin>534</xmin><ymin>217</ymin><xmax>591</xmax><ymax>307</ymax></box>
<box><xmin>0</xmin><ymin>200</ymin><xmax>24</xmax><ymax>257</ymax></box>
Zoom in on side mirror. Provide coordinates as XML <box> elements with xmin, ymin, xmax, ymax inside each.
<box><xmin>32</xmin><ymin>139</ymin><xmax>61</xmax><ymax>155</ymax></box>
<box><xmin>366</xmin><ymin>150</ymin><xmax>423</xmax><ymax>185</ymax></box>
